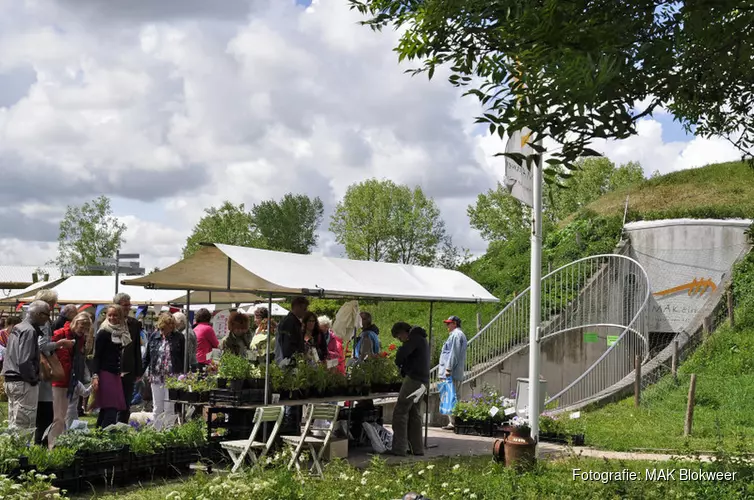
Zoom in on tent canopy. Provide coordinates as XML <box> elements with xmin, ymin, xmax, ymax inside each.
<box><xmin>0</xmin><ymin>279</ymin><xmax>66</xmax><ymax>305</ymax></box>
<box><xmin>124</xmin><ymin>244</ymin><xmax>498</xmax><ymax>303</ymax></box>
<box><xmin>14</xmin><ymin>276</ymin><xmax>269</xmax><ymax>305</ymax></box>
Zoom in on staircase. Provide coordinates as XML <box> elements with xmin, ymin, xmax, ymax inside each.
<box><xmin>429</xmin><ymin>253</ymin><xmax>651</xmax><ymax>411</ymax></box>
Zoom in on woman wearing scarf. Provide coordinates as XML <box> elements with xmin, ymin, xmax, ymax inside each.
<box><xmin>142</xmin><ymin>313</ymin><xmax>185</xmax><ymax>430</ymax></box>
<box><xmin>91</xmin><ymin>305</ymin><xmax>131</xmax><ymax>428</ymax></box>
<box><xmin>49</xmin><ymin>312</ymin><xmax>91</xmax><ymax>448</ymax></box>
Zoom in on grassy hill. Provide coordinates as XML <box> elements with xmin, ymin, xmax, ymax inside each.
<box><xmin>582</xmin><ymin>161</ymin><xmax>754</xmax><ymax>221</ymax></box>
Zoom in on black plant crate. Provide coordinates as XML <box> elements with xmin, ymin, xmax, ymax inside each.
<box><xmin>168</xmin><ymin>388</ymin><xmax>180</xmax><ymax>400</ymax></box>
<box><xmin>167</xmin><ymin>446</ymin><xmax>197</xmax><ymax>471</ymax></box>
<box><xmin>180</xmin><ymin>390</ymin><xmax>201</xmax><ymax>403</ymax></box>
<box><xmin>454</xmin><ymin>419</ymin><xmax>494</xmax><ymax>437</ymax></box>
<box><xmin>539</xmin><ymin>432</ymin><xmax>585</xmax><ymax>446</ymax></box>
<box><xmin>130</xmin><ymin>450</ymin><xmax>167</xmax><ymax>473</ymax></box>
<box><xmin>78</xmin><ymin>446</ymin><xmax>129</xmax><ymax>472</ymax></box>
<box><xmin>209</xmin><ymin>388</ymin><xmax>265</xmax><ymax>406</ymax></box>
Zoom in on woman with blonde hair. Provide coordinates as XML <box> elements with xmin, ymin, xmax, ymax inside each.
<box><xmin>141</xmin><ymin>313</ymin><xmax>185</xmax><ymax>429</ymax></box>
<box><xmin>91</xmin><ymin>305</ymin><xmax>130</xmax><ymax>428</ymax></box>
<box><xmin>49</xmin><ymin>312</ymin><xmax>91</xmax><ymax>447</ymax></box>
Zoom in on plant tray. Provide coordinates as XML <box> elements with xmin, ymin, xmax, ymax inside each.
<box><xmin>209</xmin><ymin>388</ymin><xmax>265</xmax><ymax>406</ymax></box>
<box><xmin>130</xmin><ymin>450</ymin><xmax>167</xmax><ymax>472</ymax></box>
<box><xmin>454</xmin><ymin>420</ymin><xmax>495</xmax><ymax>437</ymax></box>
<box><xmin>77</xmin><ymin>447</ymin><xmax>128</xmax><ymax>471</ymax></box>
<box><xmin>538</xmin><ymin>432</ymin><xmax>585</xmax><ymax>446</ymax></box>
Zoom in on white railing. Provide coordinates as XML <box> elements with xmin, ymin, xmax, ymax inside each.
<box><xmin>430</xmin><ymin>254</ymin><xmax>650</xmax><ymax>410</ymax></box>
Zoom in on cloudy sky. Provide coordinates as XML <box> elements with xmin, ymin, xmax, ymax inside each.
<box><xmin>0</xmin><ymin>0</ymin><xmax>744</xmax><ymax>271</ymax></box>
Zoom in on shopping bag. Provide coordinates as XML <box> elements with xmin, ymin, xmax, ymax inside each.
<box><xmin>40</xmin><ymin>352</ymin><xmax>65</xmax><ymax>382</ymax></box>
<box><xmin>439</xmin><ymin>377</ymin><xmax>456</xmax><ymax>415</ymax></box>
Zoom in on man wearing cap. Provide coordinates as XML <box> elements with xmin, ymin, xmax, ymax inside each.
<box><xmin>438</xmin><ymin>315</ymin><xmax>467</xmax><ymax>431</ymax></box>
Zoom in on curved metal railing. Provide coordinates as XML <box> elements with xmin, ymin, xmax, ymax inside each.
<box><xmin>429</xmin><ymin>253</ymin><xmax>651</xmax><ymax>410</ymax></box>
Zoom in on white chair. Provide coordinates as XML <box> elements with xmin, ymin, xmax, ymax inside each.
<box><xmin>281</xmin><ymin>403</ymin><xmax>340</xmax><ymax>477</ymax></box>
<box><xmin>220</xmin><ymin>405</ymin><xmax>285</xmax><ymax>473</ymax></box>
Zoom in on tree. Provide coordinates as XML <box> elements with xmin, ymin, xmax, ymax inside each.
<box><xmin>388</xmin><ymin>185</ymin><xmax>447</xmax><ymax>265</ymax></box>
<box><xmin>609</xmin><ymin>161</ymin><xmax>645</xmax><ymax>192</ymax></box>
<box><xmin>548</xmin><ymin>158</ymin><xmax>645</xmax><ymax>220</ymax></box>
<box><xmin>436</xmin><ymin>235</ymin><xmax>472</xmax><ymax>270</ymax></box>
<box><xmin>467</xmin><ymin>183</ymin><xmax>530</xmax><ymax>242</ymax></box>
<box><xmin>251</xmin><ymin>194</ymin><xmax>324</xmax><ymax>254</ymax></box>
<box><xmin>349</xmin><ymin>1</ymin><xmax>754</xmax><ymax>174</ymax></box>
<box><xmin>183</xmin><ymin>201</ymin><xmax>264</xmax><ymax>258</ymax></box>
<box><xmin>330</xmin><ymin>179</ymin><xmax>450</xmax><ymax>265</ymax></box>
<box><xmin>52</xmin><ymin>195</ymin><xmax>126</xmax><ymax>276</ymax></box>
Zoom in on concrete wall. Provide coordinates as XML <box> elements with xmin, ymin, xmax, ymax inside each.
<box><xmin>625</xmin><ymin>219</ymin><xmax>751</xmax><ymax>333</ymax></box>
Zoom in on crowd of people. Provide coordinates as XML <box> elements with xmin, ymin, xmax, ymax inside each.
<box><xmin>0</xmin><ymin>291</ymin><xmax>469</xmax><ymax>458</ymax></box>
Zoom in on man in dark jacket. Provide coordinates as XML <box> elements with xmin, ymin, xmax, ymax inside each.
<box><xmin>274</xmin><ymin>296</ymin><xmax>309</xmax><ymax>366</ymax></box>
<box><xmin>389</xmin><ymin>322</ymin><xmax>429</xmax><ymax>456</ymax></box>
<box><xmin>114</xmin><ymin>293</ymin><xmax>143</xmax><ymax>424</ymax></box>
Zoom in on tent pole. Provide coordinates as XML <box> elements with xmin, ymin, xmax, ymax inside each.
<box><xmin>424</xmin><ymin>301</ymin><xmax>434</xmax><ymax>449</ymax></box>
<box><xmin>264</xmin><ymin>293</ymin><xmax>272</xmax><ymax>405</ymax></box>
<box><xmin>226</xmin><ymin>257</ymin><xmax>232</xmax><ymax>290</ymax></box>
<box><xmin>184</xmin><ymin>290</ymin><xmax>191</xmax><ymax>373</ymax></box>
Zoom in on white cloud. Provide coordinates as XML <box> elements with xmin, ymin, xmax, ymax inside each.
<box><xmin>0</xmin><ymin>0</ymin><xmax>745</xmax><ymax>275</ymax></box>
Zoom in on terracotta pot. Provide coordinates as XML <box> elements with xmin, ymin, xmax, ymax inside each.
<box><xmin>492</xmin><ymin>439</ymin><xmax>505</xmax><ymax>463</ymax></box>
<box><xmin>503</xmin><ymin>428</ymin><xmax>536</xmax><ymax>469</ymax></box>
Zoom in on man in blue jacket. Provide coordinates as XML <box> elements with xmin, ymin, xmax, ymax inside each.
<box><xmin>438</xmin><ymin>316</ymin><xmax>467</xmax><ymax>430</ymax></box>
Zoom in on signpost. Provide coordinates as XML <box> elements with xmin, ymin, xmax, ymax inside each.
<box><xmin>86</xmin><ymin>251</ymin><xmax>143</xmax><ymax>294</ymax></box>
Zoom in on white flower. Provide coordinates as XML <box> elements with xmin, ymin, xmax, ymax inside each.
<box><xmin>426</xmin><ymin>464</ymin><xmax>435</xmax><ymax>470</ymax></box>
<box><xmin>361</xmin><ymin>478</ymin><xmax>368</xmax><ymax>485</ymax></box>
<box><xmin>442</xmin><ymin>482</ymin><xmax>449</xmax><ymax>488</ymax></box>
<box><xmin>407</xmin><ymin>474</ymin><xmax>414</xmax><ymax>480</ymax></box>
<box><xmin>452</xmin><ymin>464</ymin><xmax>461</xmax><ymax>470</ymax></box>
<box><xmin>463</xmin><ymin>488</ymin><xmax>471</xmax><ymax>494</ymax></box>
<box><xmin>418</xmin><ymin>469</ymin><xmax>425</xmax><ymax>476</ymax></box>
<box><xmin>470</xmin><ymin>495</ymin><xmax>478</xmax><ymax>499</ymax></box>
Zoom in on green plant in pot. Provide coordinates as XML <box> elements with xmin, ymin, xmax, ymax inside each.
<box><xmin>218</xmin><ymin>354</ymin><xmax>251</xmax><ymax>391</ymax></box>
<box><xmin>292</xmin><ymin>356</ymin><xmax>315</xmax><ymax>398</ymax></box>
<box><xmin>310</xmin><ymin>363</ymin><xmax>330</xmax><ymax>397</ymax></box>
<box><xmin>349</xmin><ymin>360</ymin><xmax>371</xmax><ymax>395</ymax></box>
<box><xmin>327</xmin><ymin>369</ymin><xmax>347</xmax><ymax>396</ymax></box>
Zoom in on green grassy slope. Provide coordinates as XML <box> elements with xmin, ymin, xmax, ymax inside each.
<box><xmin>583</xmin><ymin>161</ymin><xmax>754</xmax><ymax>221</ymax></box>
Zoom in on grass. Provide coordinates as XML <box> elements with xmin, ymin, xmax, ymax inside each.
<box><xmin>90</xmin><ymin>454</ymin><xmax>754</xmax><ymax>500</ymax></box>
<box><xmin>562</xmin><ymin>323</ymin><xmax>754</xmax><ymax>453</ymax></box>
<box><xmin>581</xmin><ymin>161</ymin><xmax>754</xmax><ymax>221</ymax></box>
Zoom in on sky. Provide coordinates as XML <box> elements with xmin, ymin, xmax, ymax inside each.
<box><xmin>0</xmin><ymin>0</ymin><xmax>745</xmax><ymax>271</ymax></box>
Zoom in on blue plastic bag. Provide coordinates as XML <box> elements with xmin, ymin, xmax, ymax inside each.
<box><xmin>439</xmin><ymin>377</ymin><xmax>456</xmax><ymax>415</ymax></box>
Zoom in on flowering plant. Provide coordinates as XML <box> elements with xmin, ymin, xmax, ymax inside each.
<box><xmin>451</xmin><ymin>385</ymin><xmax>513</xmax><ymax>422</ymax></box>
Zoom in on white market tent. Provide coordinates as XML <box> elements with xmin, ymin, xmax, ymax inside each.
<box><xmin>123</xmin><ymin>244</ymin><xmax>498</xmax><ymax>447</ymax></box>
<box><xmin>246</xmin><ymin>302</ymin><xmax>289</xmax><ymax>316</ymax></box>
<box><xmin>124</xmin><ymin>244</ymin><xmax>498</xmax><ymax>303</ymax></box>
<box><xmin>12</xmin><ymin>276</ymin><xmax>270</xmax><ymax>306</ymax></box>
<box><xmin>0</xmin><ymin>279</ymin><xmax>66</xmax><ymax>307</ymax></box>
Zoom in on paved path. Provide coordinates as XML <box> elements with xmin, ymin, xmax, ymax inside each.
<box><xmin>346</xmin><ymin>427</ymin><xmax>722</xmax><ymax>467</ymax></box>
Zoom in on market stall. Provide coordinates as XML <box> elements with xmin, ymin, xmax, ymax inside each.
<box><xmin>124</xmin><ymin>243</ymin><xmax>499</xmax><ymax>449</ymax></box>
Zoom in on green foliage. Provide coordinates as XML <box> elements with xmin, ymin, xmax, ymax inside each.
<box><xmin>452</xmin><ymin>385</ymin><xmax>512</xmax><ymax>422</ymax></box>
<box><xmin>24</xmin><ymin>445</ymin><xmax>76</xmax><ymax>471</ymax></box>
<box><xmin>349</xmin><ymin>1</ymin><xmax>754</xmax><ymax>175</ymax></box>
<box><xmin>467</xmin><ymin>183</ymin><xmax>530</xmax><ymax>242</ymax></box>
<box><xmin>0</xmin><ymin>470</ymin><xmax>60</xmax><ymax>498</ymax></box>
<box><xmin>51</xmin><ymin>195</ymin><xmax>126</xmax><ymax>276</ymax></box>
<box><xmin>182</xmin><ymin>201</ymin><xmax>264</xmax><ymax>258</ymax></box>
<box><xmin>732</xmin><ymin>252</ymin><xmax>754</xmax><ymax>329</ymax></box>
<box><xmin>95</xmin><ymin>455</ymin><xmax>754</xmax><ymax>499</ymax></box>
<box><xmin>217</xmin><ymin>353</ymin><xmax>252</xmax><ymax>380</ymax></box>
<box><xmin>330</xmin><ymin>179</ymin><xmax>459</xmax><ymax>266</ymax></box>
<box><xmin>550</xmin><ymin>158</ymin><xmax>645</xmax><ymax>221</ymax></box>
<box><xmin>251</xmin><ymin>194</ymin><xmax>324</xmax><ymax>254</ymax></box>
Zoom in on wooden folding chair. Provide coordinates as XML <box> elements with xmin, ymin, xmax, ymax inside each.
<box><xmin>220</xmin><ymin>405</ymin><xmax>285</xmax><ymax>473</ymax></box>
<box><xmin>281</xmin><ymin>403</ymin><xmax>340</xmax><ymax>477</ymax></box>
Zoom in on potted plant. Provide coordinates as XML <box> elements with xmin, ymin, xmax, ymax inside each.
<box><xmin>348</xmin><ymin>360</ymin><xmax>371</xmax><ymax>396</ymax></box>
<box><xmin>218</xmin><ymin>354</ymin><xmax>250</xmax><ymax>392</ymax></box>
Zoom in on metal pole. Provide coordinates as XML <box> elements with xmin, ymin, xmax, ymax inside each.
<box><xmin>115</xmin><ymin>250</ymin><xmax>120</xmax><ymax>294</ymax></box>
<box><xmin>184</xmin><ymin>290</ymin><xmax>191</xmax><ymax>373</ymax></box>
<box><xmin>424</xmin><ymin>301</ymin><xmax>434</xmax><ymax>449</ymax></box>
<box><xmin>264</xmin><ymin>294</ymin><xmax>272</xmax><ymax>405</ymax></box>
<box><xmin>528</xmin><ymin>146</ymin><xmax>543</xmax><ymax>443</ymax></box>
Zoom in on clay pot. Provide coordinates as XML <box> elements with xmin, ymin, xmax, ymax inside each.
<box><xmin>492</xmin><ymin>439</ymin><xmax>505</xmax><ymax>463</ymax></box>
<box><xmin>503</xmin><ymin>427</ymin><xmax>536</xmax><ymax>469</ymax></box>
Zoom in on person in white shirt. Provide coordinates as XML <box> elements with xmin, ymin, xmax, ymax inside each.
<box><xmin>438</xmin><ymin>315</ymin><xmax>467</xmax><ymax>430</ymax></box>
